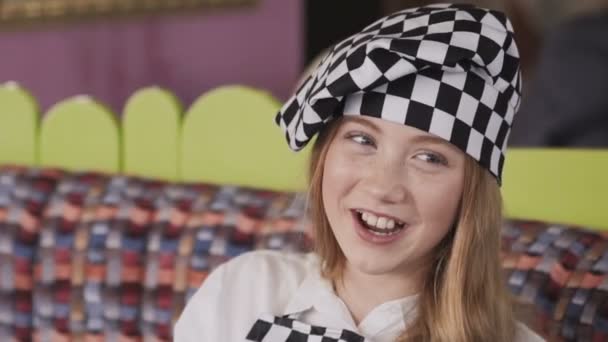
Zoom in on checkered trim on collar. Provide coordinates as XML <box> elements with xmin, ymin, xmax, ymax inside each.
<box><xmin>246</xmin><ymin>313</ymin><xmax>369</xmax><ymax>342</ymax></box>
<box><xmin>275</xmin><ymin>3</ymin><xmax>522</xmax><ymax>182</ymax></box>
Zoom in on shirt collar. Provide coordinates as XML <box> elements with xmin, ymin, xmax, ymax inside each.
<box><xmin>357</xmin><ymin>294</ymin><xmax>418</xmax><ymax>337</ymax></box>
<box><xmin>282</xmin><ymin>255</ymin><xmax>420</xmax><ymax>338</ymax></box>
<box><xmin>282</xmin><ymin>256</ymin><xmax>335</xmax><ymax>316</ymax></box>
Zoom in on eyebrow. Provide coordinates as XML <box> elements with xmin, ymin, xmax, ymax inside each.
<box><xmin>346</xmin><ymin>116</ymin><xmax>457</xmax><ymax>150</ymax></box>
<box><xmin>344</xmin><ymin>116</ymin><xmax>381</xmax><ymax>133</ymax></box>
<box><xmin>409</xmin><ymin>134</ymin><xmax>451</xmax><ymax>146</ymax></box>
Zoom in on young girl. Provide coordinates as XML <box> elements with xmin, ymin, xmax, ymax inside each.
<box><xmin>175</xmin><ymin>3</ymin><xmax>545</xmax><ymax>341</ymax></box>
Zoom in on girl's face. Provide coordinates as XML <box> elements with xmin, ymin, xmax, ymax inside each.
<box><xmin>322</xmin><ymin>116</ymin><xmax>465</xmax><ymax>279</ymax></box>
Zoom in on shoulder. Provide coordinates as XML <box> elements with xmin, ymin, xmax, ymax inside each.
<box><xmin>194</xmin><ymin>249</ymin><xmax>315</xmax><ymax>305</ymax></box>
<box><xmin>221</xmin><ymin>249</ymin><xmax>316</xmax><ymax>283</ymax></box>
<box><xmin>515</xmin><ymin>322</ymin><xmax>545</xmax><ymax>342</ymax></box>
<box><xmin>220</xmin><ymin>251</ymin><xmax>316</xmax><ymax>291</ymax></box>
<box><xmin>174</xmin><ymin>250</ymin><xmax>316</xmax><ymax>341</ymax></box>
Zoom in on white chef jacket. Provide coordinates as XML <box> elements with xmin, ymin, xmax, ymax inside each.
<box><xmin>174</xmin><ymin>250</ymin><xmax>544</xmax><ymax>342</ymax></box>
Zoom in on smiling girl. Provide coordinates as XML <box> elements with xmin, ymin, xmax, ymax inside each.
<box><xmin>175</xmin><ymin>3</ymin><xmax>544</xmax><ymax>341</ymax></box>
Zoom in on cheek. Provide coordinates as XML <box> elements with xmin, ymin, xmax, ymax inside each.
<box><xmin>323</xmin><ymin>157</ymin><xmax>355</xmax><ymax>187</ymax></box>
<box><xmin>412</xmin><ymin>178</ymin><xmax>462</xmax><ymax>238</ymax></box>
<box><xmin>321</xmin><ymin>146</ymin><xmax>362</xmax><ymax>218</ymax></box>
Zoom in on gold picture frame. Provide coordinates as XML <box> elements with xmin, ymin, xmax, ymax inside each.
<box><xmin>0</xmin><ymin>0</ymin><xmax>258</xmax><ymax>27</ymax></box>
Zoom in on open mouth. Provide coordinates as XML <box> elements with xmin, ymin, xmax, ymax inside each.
<box><xmin>353</xmin><ymin>209</ymin><xmax>406</xmax><ymax>236</ymax></box>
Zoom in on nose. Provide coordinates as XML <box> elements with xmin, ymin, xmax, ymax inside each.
<box><xmin>360</xmin><ymin>160</ymin><xmax>409</xmax><ymax>204</ymax></box>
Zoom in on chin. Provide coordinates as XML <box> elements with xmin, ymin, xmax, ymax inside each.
<box><xmin>345</xmin><ymin>252</ymin><xmax>405</xmax><ymax>276</ymax></box>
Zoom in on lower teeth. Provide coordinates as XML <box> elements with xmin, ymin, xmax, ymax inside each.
<box><xmin>369</xmin><ymin>229</ymin><xmax>399</xmax><ymax>236</ymax></box>
<box><xmin>364</xmin><ymin>224</ymin><xmax>401</xmax><ymax>236</ymax></box>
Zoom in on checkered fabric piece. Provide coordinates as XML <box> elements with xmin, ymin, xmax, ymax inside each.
<box><xmin>246</xmin><ymin>313</ymin><xmax>368</xmax><ymax>342</ymax></box>
<box><xmin>276</xmin><ymin>3</ymin><xmax>521</xmax><ymax>181</ymax></box>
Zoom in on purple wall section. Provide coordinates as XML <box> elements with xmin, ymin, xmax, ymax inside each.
<box><xmin>0</xmin><ymin>0</ymin><xmax>303</xmax><ymax>112</ymax></box>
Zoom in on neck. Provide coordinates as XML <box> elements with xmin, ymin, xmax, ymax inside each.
<box><xmin>334</xmin><ymin>262</ymin><xmax>426</xmax><ymax>326</ymax></box>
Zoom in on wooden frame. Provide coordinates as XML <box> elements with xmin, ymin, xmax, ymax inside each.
<box><xmin>0</xmin><ymin>0</ymin><xmax>257</xmax><ymax>26</ymax></box>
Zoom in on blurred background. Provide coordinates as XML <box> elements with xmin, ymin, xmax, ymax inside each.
<box><xmin>0</xmin><ymin>3</ymin><xmax>606</xmax><ymax>341</ymax></box>
<box><xmin>1</xmin><ymin>0</ymin><xmax>607</xmax><ymax>145</ymax></box>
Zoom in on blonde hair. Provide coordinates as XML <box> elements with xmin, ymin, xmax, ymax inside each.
<box><xmin>307</xmin><ymin>117</ymin><xmax>517</xmax><ymax>342</ymax></box>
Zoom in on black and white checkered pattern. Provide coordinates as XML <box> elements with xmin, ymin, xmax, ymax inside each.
<box><xmin>275</xmin><ymin>3</ymin><xmax>521</xmax><ymax>182</ymax></box>
<box><xmin>245</xmin><ymin>314</ymin><xmax>369</xmax><ymax>342</ymax></box>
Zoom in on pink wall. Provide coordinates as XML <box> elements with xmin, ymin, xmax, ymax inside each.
<box><xmin>0</xmin><ymin>0</ymin><xmax>303</xmax><ymax>111</ymax></box>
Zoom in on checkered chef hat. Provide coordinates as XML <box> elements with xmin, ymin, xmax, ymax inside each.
<box><xmin>275</xmin><ymin>3</ymin><xmax>522</xmax><ymax>182</ymax></box>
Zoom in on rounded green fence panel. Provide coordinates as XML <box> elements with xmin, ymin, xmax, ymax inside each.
<box><xmin>0</xmin><ymin>82</ymin><xmax>39</xmax><ymax>166</ymax></box>
<box><xmin>502</xmin><ymin>149</ymin><xmax>608</xmax><ymax>230</ymax></box>
<box><xmin>181</xmin><ymin>85</ymin><xmax>311</xmax><ymax>191</ymax></box>
<box><xmin>123</xmin><ymin>87</ymin><xmax>182</xmax><ymax>181</ymax></box>
<box><xmin>39</xmin><ymin>96</ymin><xmax>120</xmax><ymax>173</ymax></box>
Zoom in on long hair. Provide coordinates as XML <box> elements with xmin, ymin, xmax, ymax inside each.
<box><xmin>307</xmin><ymin>117</ymin><xmax>516</xmax><ymax>342</ymax></box>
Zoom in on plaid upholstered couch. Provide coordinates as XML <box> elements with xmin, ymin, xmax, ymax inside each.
<box><xmin>0</xmin><ymin>167</ymin><xmax>313</xmax><ymax>341</ymax></box>
<box><xmin>1</xmin><ymin>166</ymin><xmax>608</xmax><ymax>341</ymax></box>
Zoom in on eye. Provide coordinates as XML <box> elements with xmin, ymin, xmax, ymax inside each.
<box><xmin>345</xmin><ymin>132</ymin><xmax>376</xmax><ymax>147</ymax></box>
<box><xmin>415</xmin><ymin>152</ymin><xmax>448</xmax><ymax>166</ymax></box>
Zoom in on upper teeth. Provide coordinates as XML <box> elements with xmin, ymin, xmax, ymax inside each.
<box><xmin>358</xmin><ymin>210</ymin><xmax>402</xmax><ymax>230</ymax></box>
